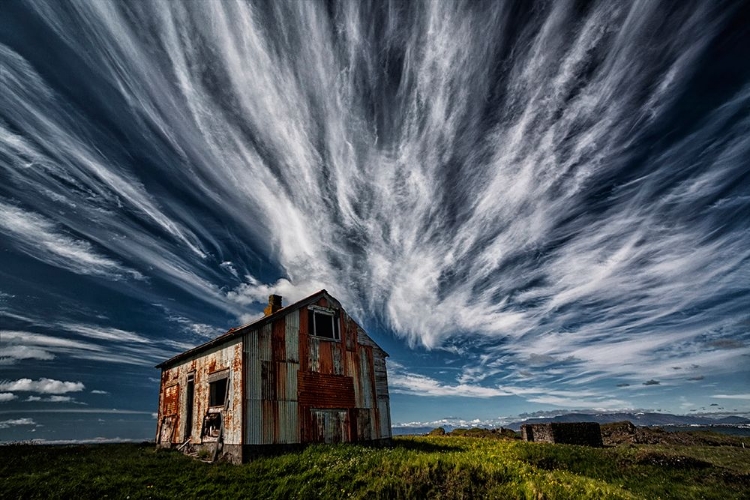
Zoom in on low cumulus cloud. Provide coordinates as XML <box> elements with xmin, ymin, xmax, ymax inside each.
<box><xmin>0</xmin><ymin>393</ymin><xmax>18</xmax><ymax>402</ymax></box>
<box><xmin>0</xmin><ymin>378</ymin><xmax>84</xmax><ymax>394</ymax></box>
<box><xmin>0</xmin><ymin>417</ymin><xmax>36</xmax><ymax>429</ymax></box>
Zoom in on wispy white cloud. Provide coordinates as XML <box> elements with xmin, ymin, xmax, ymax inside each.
<box><xmin>0</xmin><ymin>201</ymin><xmax>143</xmax><ymax>281</ymax></box>
<box><xmin>25</xmin><ymin>395</ymin><xmax>79</xmax><ymax>403</ymax></box>
<box><xmin>0</xmin><ymin>393</ymin><xmax>17</xmax><ymax>402</ymax></box>
<box><xmin>711</xmin><ymin>394</ymin><xmax>750</xmax><ymax>400</ymax></box>
<box><xmin>388</xmin><ymin>361</ymin><xmax>510</xmax><ymax>398</ymax></box>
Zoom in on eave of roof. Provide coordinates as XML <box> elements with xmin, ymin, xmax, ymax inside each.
<box><xmin>155</xmin><ymin>289</ymin><xmax>329</xmax><ymax>369</ymax></box>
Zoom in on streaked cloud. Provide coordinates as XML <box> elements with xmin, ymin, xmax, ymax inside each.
<box><xmin>711</xmin><ymin>394</ymin><xmax>750</xmax><ymax>400</ymax></box>
<box><xmin>0</xmin><ymin>201</ymin><xmax>142</xmax><ymax>281</ymax></box>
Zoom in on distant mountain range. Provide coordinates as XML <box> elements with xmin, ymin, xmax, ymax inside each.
<box><xmin>503</xmin><ymin>412</ymin><xmax>750</xmax><ymax>431</ymax></box>
<box><xmin>392</xmin><ymin>412</ymin><xmax>750</xmax><ymax>435</ymax></box>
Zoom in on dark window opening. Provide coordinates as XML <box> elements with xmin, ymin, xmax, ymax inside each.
<box><xmin>209</xmin><ymin>377</ymin><xmax>227</xmax><ymax>407</ymax></box>
<box><xmin>313</xmin><ymin>310</ymin><xmax>337</xmax><ymax>340</ymax></box>
<box><xmin>185</xmin><ymin>373</ymin><xmax>195</xmax><ymax>440</ymax></box>
<box><xmin>202</xmin><ymin>412</ymin><xmax>222</xmax><ymax>439</ymax></box>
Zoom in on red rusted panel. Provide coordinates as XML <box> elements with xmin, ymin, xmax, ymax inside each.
<box><xmin>272</xmin><ymin>317</ymin><xmax>286</xmax><ymax>362</ymax></box>
<box><xmin>318</xmin><ymin>340</ymin><xmax>333</xmax><ymax>374</ymax></box>
<box><xmin>299</xmin><ymin>309</ymin><xmax>309</xmax><ymax>372</ymax></box>
<box><xmin>163</xmin><ymin>384</ymin><xmax>179</xmax><ymax>416</ymax></box>
<box><xmin>261</xmin><ymin>360</ymin><xmax>275</xmax><ymax>400</ymax></box>
<box><xmin>345</xmin><ymin>316</ymin><xmax>356</xmax><ymax>352</ymax></box>
<box><xmin>298</xmin><ymin>372</ymin><xmax>355</xmax><ymax>408</ymax></box>
<box><xmin>262</xmin><ymin>400</ymin><xmax>278</xmax><ymax>444</ymax></box>
<box><xmin>275</xmin><ymin>362</ymin><xmax>287</xmax><ymax>400</ymax></box>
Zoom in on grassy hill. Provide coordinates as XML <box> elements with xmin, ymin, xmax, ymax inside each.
<box><xmin>2</xmin><ymin>435</ymin><xmax>749</xmax><ymax>499</ymax></box>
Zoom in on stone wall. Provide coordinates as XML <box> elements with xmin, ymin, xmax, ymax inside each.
<box><xmin>521</xmin><ymin>422</ymin><xmax>603</xmax><ymax>447</ymax></box>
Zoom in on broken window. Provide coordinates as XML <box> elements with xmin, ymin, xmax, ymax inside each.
<box><xmin>311</xmin><ymin>309</ymin><xmax>338</xmax><ymax>340</ymax></box>
<box><xmin>202</xmin><ymin>410</ymin><xmax>222</xmax><ymax>440</ymax></box>
<box><xmin>209</xmin><ymin>377</ymin><xmax>228</xmax><ymax>407</ymax></box>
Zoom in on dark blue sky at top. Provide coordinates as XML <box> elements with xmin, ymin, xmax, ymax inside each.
<box><xmin>1</xmin><ymin>0</ymin><xmax>750</xmax><ymax>441</ymax></box>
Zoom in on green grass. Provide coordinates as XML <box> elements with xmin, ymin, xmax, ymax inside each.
<box><xmin>1</xmin><ymin>436</ymin><xmax>748</xmax><ymax>499</ymax></box>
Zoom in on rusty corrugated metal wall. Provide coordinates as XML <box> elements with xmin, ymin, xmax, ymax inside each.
<box><xmin>156</xmin><ymin>338</ymin><xmax>243</xmax><ymax>448</ymax></box>
<box><xmin>244</xmin><ymin>293</ymin><xmax>391</xmax><ymax>445</ymax></box>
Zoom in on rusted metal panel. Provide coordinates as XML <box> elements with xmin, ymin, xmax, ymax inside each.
<box><xmin>358</xmin><ymin>348</ymin><xmax>374</xmax><ymax>409</ymax></box>
<box><xmin>346</xmin><ymin>351</ymin><xmax>362</xmax><ymax>407</ymax></box>
<box><xmin>298</xmin><ymin>372</ymin><xmax>355</xmax><ymax>408</ymax></box>
<box><xmin>283</xmin><ymin>362</ymin><xmax>299</xmax><ymax>402</ymax></box>
<box><xmin>311</xmin><ymin>409</ymin><xmax>349</xmax><ymax>443</ymax></box>
<box><xmin>259</xmin><ymin>323</ymin><xmax>272</xmax><ymax>362</ymax></box>
<box><xmin>262</xmin><ymin>400</ymin><xmax>277</xmax><ymax>444</ymax></box>
<box><xmin>285</xmin><ymin>309</ymin><xmax>299</xmax><ymax>362</ymax></box>
<box><xmin>308</xmin><ymin>337</ymin><xmax>320</xmax><ymax>372</ymax></box>
<box><xmin>246</xmin><ymin>399</ymin><xmax>263</xmax><ymax>445</ymax></box>
<box><xmin>157</xmin><ymin>337</ymin><xmax>243</xmax><ymax>446</ymax></box>
<box><xmin>355</xmin><ymin>409</ymin><xmax>372</xmax><ymax>441</ymax></box>
<box><xmin>378</xmin><ymin>399</ymin><xmax>392</xmax><ymax>438</ymax></box>
<box><xmin>332</xmin><ymin>342</ymin><xmax>344</xmax><ymax>375</ymax></box>
<box><xmin>261</xmin><ymin>360</ymin><xmax>275</xmax><ymax>400</ymax></box>
<box><xmin>373</xmin><ymin>352</ymin><xmax>389</xmax><ymax>398</ymax></box>
<box><xmin>163</xmin><ymin>384</ymin><xmax>179</xmax><ymax>416</ymax></box>
<box><xmin>277</xmin><ymin>401</ymin><xmax>299</xmax><ymax>443</ymax></box>
<box><xmin>318</xmin><ymin>340</ymin><xmax>333</xmax><ymax>374</ymax></box>
<box><xmin>245</xmin><ymin>331</ymin><xmax>262</xmax><ymax>401</ymax></box>
<box><xmin>272</xmin><ymin>316</ymin><xmax>286</xmax><ymax>361</ymax></box>
<box><xmin>344</xmin><ymin>316</ymin><xmax>356</xmax><ymax>351</ymax></box>
<box><xmin>298</xmin><ymin>308</ymin><xmax>309</xmax><ymax>372</ymax></box>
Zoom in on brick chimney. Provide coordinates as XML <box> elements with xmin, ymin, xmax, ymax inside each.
<box><xmin>264</xmin><ymin>295</ymin><xmax>282</xmax><ymax>316</ymax></box>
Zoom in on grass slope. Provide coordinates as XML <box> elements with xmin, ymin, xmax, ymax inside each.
<box><xmin>1</xmin><ymin>436</ymin><xmax>749</xmax><ymax>499</ymax></box>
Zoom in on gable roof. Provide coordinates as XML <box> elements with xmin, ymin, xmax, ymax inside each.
<box><xmin>156</xmin><ymin>289</ymin><xmax>386</xmax><ymax>369</ymax></box>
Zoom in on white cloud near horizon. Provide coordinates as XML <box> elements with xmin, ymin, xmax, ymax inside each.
<box><xmin>0</xmin><ymin>378</ymin><xmax>84</xmax><ymax>394</ymax></box>
<box><xmin>0</xmin><ymin>417</ymin><xmax>36</xmax><ymax>429</ymax></box>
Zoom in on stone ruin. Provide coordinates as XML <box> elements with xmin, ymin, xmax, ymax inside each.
<box><xmin>521</xmin><ymin>422</ymin><xmax>603</xmax><ymax>447</ymax></box>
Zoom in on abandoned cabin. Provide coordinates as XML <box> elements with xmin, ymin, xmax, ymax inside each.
<box><xmin>155</xmin><ymin>290</ymin><xmax>392</xmax><ymax>463</ymax></box>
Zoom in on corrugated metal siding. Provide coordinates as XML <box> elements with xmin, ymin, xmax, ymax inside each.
<box><xmin>373</xmin><ymin>352</ymin><xmax>389</xmax><ymax>398</ymax></box>
<box><xmin>262</xmin><ymin>400</ymin><xmax>277</xmax><ymax>444</ymax></box>
<box><xmin>258</xmin><ymin>323</ymin><xmax>272</xmax><ymax>361</ymax></box>
<box><xmin>308</xmin><ymin>337</ymin><xmax>320</xmax><ymax>372</ymax></box>
<box><xmin>358</xmin><ymin>348</ymin><xmax>374</xmax><ymax>409</ymax></box>
<box><xmin>298</xmin><ymin>372</ymin><xmax>355</xmax><ymax>407</ymax></box>
<box><xmin>378</xmin><ymin>399</ymin><xmax>392</xmax><ymax>438</ymax></box>
<box><xmin>311</xmin><ymin>409</ymin><xmax>349</xmax><ymax>443</ymax></box>
<box><xmin>239</xmin><ymin>294</ymin><xmax>391</xmax><ymax>446</ymax></box>
<box><xmin>285</xmin><ymin>310</ymin><xmax>299</xmax><ymax>362</ymax></box>
<box><xmin>277</xmin><ymin>401</ymin><xmax>299</xmax><ymax>443</ymax></box>
<box><xmin>272</xmin><ymin>317</ymin><xmax>286</xmax><ymax>361</ymax></box>
<box><xmin>246</xmin><ymin>399</ymin><xmax>262</xmax><ymax>445</ymax></box>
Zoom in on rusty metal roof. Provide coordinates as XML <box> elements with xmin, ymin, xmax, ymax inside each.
<box><xmin>156</xmin><ymin>289</ymin><xmax>387</xmax><ymax>369</ymax></box>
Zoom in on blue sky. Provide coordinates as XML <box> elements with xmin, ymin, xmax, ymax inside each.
<box><xmin>1</xmin><ymin>0</ymin><xmax>750</xmax><ymax>441</ymax></box>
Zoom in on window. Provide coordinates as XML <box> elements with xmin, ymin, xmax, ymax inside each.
<box><xmin>312</xmin><ymin>309</ymin><xmax>338</xmax><ymax>340</ymax></box>
<box><xmin>209</xmin><ymin>377</ymin><xmax>227</xmax><ymax>407</ymax></box>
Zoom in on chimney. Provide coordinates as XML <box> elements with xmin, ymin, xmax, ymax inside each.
<box><xmin>264</xmin><ymin>295</ymin><xmax>282</xmax><ymax>316</ymax></box>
